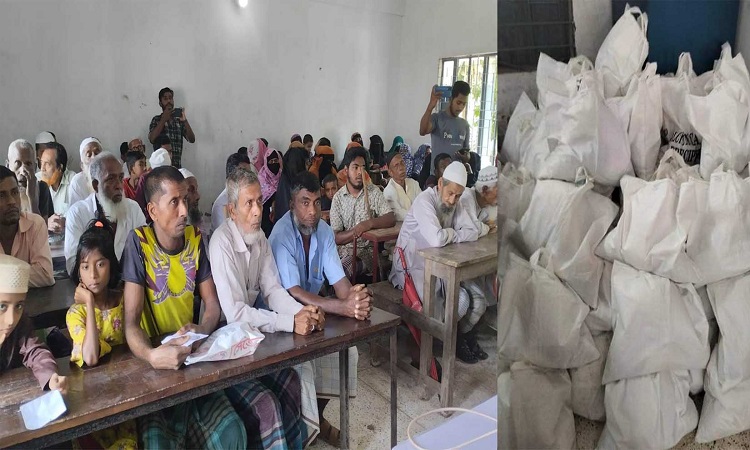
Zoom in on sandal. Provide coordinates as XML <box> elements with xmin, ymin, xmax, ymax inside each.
<box><xmin>318</xmin><ymin>418</ymin><xmax>342</xmax><ymax>448</ymax></box>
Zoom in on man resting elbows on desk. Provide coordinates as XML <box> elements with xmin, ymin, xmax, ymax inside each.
<box><xmin>389</xmin><ymin>162</ymin><xmax>489</xmax><ymax>364</ymax></box>
<box><xmin>269</xmin><ymin>171</ymin><xmax>372</xmax><ymax>447</ymax></box>
<box><xmin>122</xmin><ymin>166</ymin><xmax>304</xmax><ymax>449</ymax></box>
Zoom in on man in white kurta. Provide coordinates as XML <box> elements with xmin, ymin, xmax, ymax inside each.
<box><xmin>64</xmin><ymin>153</ymin><xmax>146</xmax><ymax>274</ymax></box>
<box><xmin>383</xmin><ymin>152</ymin><xmax>422</xmax><ymax>221</ymax></box>
<box><xmin>389</xmin><ymin>162</ymin><xmax>487</xmax><ymax>364</ymax></box>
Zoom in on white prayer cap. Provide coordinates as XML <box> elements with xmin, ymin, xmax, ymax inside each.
<box><xmin>475</xmin><ymin>166</ymin><xmax>498</xmax><ymax>191</ymax></box>
<box><xmin>150</xmin><ymin>148</ymin><xmax>171</xmax><ymax>169</ymax></box>
<box><xmin>178</xmin><ymin>168</ymin><xmax>195</xmax><ymax>179</ymax></box>
<box><xmin>79</xmin><ymin>137</ymin><xmax>102</xmax><ymax>159</ymax></box>
<box><xmin>0</xmin><ymin>255</ymin><xmax>30</xmax><ymax>294</ymax></box>
<box><xmin>442</xmin><ymin>161</ymin><xmax>468</xmax><ymax>187</ymax></box>
<box><xmin>35</xmin><ymin>131</ymin><xmax>56</xmax><ymax>145</ymax></box>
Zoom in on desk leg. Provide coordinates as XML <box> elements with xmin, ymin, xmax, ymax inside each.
<box><xmin>351</xmin><ymin>240</ymin><xmax>358</xmax><ymax>284</ymax></box>
<box><xmin>372</xmin><ymin>239</ymin><xmax>379</xmax><ymax>283</ymax></box>
<box><xmin>419</xmin><ymin>262</ymin><xmax>436</xmax><ymax>401</ymax></box>
<box><xmin>441</xmin><ymin>276</ymin><xmax>460</xmax><ymax>412</ymax></box>
<box><xmin>390</xmin><ymin>329</ymin><xmax>398</xmax><ymax>448</ymax></box>
<box><xmin>339</xmin><ymin>348</ymin><xmax>350</xmax><ymax>449</ymax></box>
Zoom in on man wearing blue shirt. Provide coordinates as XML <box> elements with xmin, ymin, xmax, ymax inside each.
<box><xmin>269</xmin><ymin>171</ymin><xmax>372</xmax><ymax>445</ymax></box>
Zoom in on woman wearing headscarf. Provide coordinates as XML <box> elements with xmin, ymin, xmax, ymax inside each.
<box><xmin>308</xmin><ymin>144</ymin><xmax>337</xmax><ymax>184</ymax></box>
<box><xmin>397</xmin><ymin>143</ymin><xmax>414</xmax><ymax>179</ymax></box>
<box><xmin>387</xmin><ymin>136</ymin><xmax>404</xmax><ymax>157</ymax></box>
<box><xmin>258</xmin><ymin>147</ymin><xmax>283</xmax><ymax>237</ymax></box>
<box><xmin>369</xmin><ymin>135</ymin><xmax>386</xmax><ymax>169</ymax></box>
<box><xmin>274</xmin><ymin>147</ymin><xmax>309</xmax><ymax>221</ymax></box>
<box><xmin>247</xmin><ymin>138</ymin><xmax>266</xmax><ymax>174</ymax></box>
<box><xmin>68</xmin><ymin>137</ymin><xmax>103</xmax><ymax>206</ymax></box>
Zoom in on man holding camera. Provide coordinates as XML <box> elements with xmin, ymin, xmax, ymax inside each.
<box><xmin>419</xmin><ymin>80</ymin><xmax>472</xmax><ymax>174</ymax></box>
<box><xmin>148</xmin><ymin>87</ymin><xmax>196</xmax><ymax>169</ymax></box>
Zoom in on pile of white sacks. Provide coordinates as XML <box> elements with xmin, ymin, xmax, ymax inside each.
<box><xmin>498</xmin><ymin>5</ymin><xmax>750</xmax><ymax>449</ymax></box>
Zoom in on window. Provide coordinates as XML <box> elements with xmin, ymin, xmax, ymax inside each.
<box><xmin>438</xmin><ymin>53</ymin><xmax>498</xmax><ymax>167</ymax></box>
<box><xmin>498</xmin><ymin>0</ymin><xmax>575</xmax><ymax>71</ymax></box>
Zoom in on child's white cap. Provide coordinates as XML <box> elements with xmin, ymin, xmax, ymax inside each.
<box><xmin>0</xmin><ymin>255</ymin><xmax>30</xmax><ymax>294</ymax></box>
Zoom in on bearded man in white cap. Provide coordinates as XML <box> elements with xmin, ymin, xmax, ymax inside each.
<box><xmin>459</xmin><ymin>166</ymin><xmax>498</xmax><ymax>237</ymax></box>
<box><xmin>68</xmin><ymin>137</ymin><xmax>103</xmax><ymax>206</ymax></box>
<box><xmin>389</xmin><ymin>161</ymin><xmax>487</xmax><ymax>364</ymax></box>
<box><xmin>64</xmin><ymin>152</ymin><xmax>146</xmax><ymax>275</ymax></box>
<box><xmin>6</xmin><ymin>139</ymin><xmax>54</xmax><ymax>220</ymax></box>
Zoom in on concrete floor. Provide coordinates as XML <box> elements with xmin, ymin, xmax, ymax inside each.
<box><xmin>312</xmin><ymin>323</ymin><xmax>498</xmax><ymax>450</ymax></box>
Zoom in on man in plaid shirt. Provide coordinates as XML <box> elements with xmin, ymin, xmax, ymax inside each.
<box><xmin>148</xmin><ymin>87</ymin><xmax>196</xmax><ymax>168</ymax></box>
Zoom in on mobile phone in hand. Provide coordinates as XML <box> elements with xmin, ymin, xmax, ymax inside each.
<box><xmin>171</xmin><ymin>107</ymin><xmax>183</xmax><ymax>119</ymax></box>
<box><xmin>435</xmin><ymin>86</ymin><xmax>452</xmax><ymax>99</ymax></box>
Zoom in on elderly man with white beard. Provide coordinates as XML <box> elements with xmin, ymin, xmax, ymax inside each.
<box><xmin>67</xmin><ymin>137</ymin><xmax>103</xmax><ymax>206</ymax></box>
<box><xmin>64</xmin><ymin>152</ymin><xmax>146</xmax><ymax>275</ymax></box>
<box><xmin>389</xmin><ymin>161</ymin><xmax>487</xmax><ymax>364</ymax></box>
<box><xmin>209</xmin><ymin>167</ymin><xmax>323</xmax><ymax>446</ymax></box>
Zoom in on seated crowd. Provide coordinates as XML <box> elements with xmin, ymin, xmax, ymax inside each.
<box><xmin>0</xmin><ymin>81</ymin><xmax>497</xmax><ymax>449</ymax></box>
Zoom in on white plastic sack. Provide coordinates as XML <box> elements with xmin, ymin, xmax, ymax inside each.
<box><xmin>595</xmin><ymin>5</ymin><xmax>649</xmax><ymax>98</ymax></box>
<box><xmin>185</xmin><ymin>322</ymin><xmax>265</xmax><ymax>365</ymax></box>
<box><xmin>585</xmin><ymin>261</ymin><xmax>613</xmax><ymax>334</ymax></box>
<box><xmin>598</xmin><ymin>370</ymin><xmax>698</xmax><ymax>450</ymax></box>
<box><xmin>602</xmin><ymin>262</ymin><xmax>710</xmax><ymax>384</ymax></box>
<box><xmin>498</xmin><ymin>362</ymin><xmax>576</xmax><ymax>450</ymax></box>
<box><xmin>537</xmin><ymin>73</ymin><xmax>634</xmax><ymax>186</ymax></box>
<box><xmin>596</xmin><ymin>176</ymin><xmax>700</xmax><ymax>283</ymax></box>
<box><xmin>498</xmin><ymin>251</ymin><xmax>599</xmax><ymax>369</ymax></box>
<box><xmin>537</xmin><ymin>52</ymin><xmax>594</xmax><ymax>112</ymax></box>
<box><xmin>570</xmin><ymin>332</ymin><xmax>611</xmax><ymax>421</ymax></box>
<box><xmin>546</xmin><ymin>177</ymin><xmax>618</xmax><ymax>308</ymax></box>
<box><xmin>678</xmin><ymin>171</ymin><xmax>750</xmax><ymax>284</ymax></box>
<box><xmin>628</xmin><ymin>63</ymin><xmax>663</xmax><ymax>179</ymax></box>
<box><xmin>497</xmin><ymin>163</ymin><xmax>535</xmax><ymax>224</ymax></box>
<box><xmin>651</xmin><ymin>149</ymin><xmax>702</xmax><ymax>184</ymax></box>
<box><xmin>518</xmin><ymin>179</ymin><xmax>579</xmax><ymax>255</ymax></box>
<box><xmin>661</xmin><ymin>53</ymin><xmax>707</xmax><ymax>166</ymax></box>
<box><xmin>696</xmin><ymin>273</ymin><xmax>750</xmax><ymax>442</ymax></box>
<box><xmin>689</xmin><ymin>79</ymin><xmax>750</xmax><ymax>178</ymax></box>
<box><xmin>500</xmin><ymin>92</ymin><xmax>539</xmax><ymax>167</ymax></box>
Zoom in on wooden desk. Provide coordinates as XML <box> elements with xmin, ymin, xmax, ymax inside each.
<box><xmin>418</xmin><ymin>234</ymin><xmax>497</xmax><ymax>411</ymax></box>
<box><xmin>0</xmin><ymin>309</ymin><xmax>400</xmax><ymax>450</ymax></box>
<box><xmin>26</xmin><ymin>280</ymin><xmax>76</xmax><ymax>329</ymax></box>
<box><xmin>360</xmin><ymin>222</ymin><xmax>402</xmax><ymax>283</ymax></box>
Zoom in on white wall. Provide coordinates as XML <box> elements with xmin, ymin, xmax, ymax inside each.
<box><xmin>0</xmin><ymin>0</ymin><xmax>404</xmax><ymax>212</ymax></box>
<box><xmin>390</xmin><ymin>0</ymin><xmax>497</xmax><ymax>160</ymax></box>
<box><xmin>573</xmin><ymin>0</ymin><xmax>613</xmax><ymax>62</ymax></box>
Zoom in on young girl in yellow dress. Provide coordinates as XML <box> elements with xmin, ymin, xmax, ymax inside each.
<box><xmin>66</xmin><ymin>219</ymin><xmax>137</xmax><ymax>449</ymax></box>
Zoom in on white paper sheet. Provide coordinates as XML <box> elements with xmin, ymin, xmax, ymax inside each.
<box><xmin>161</xmin><ymin>331</ymin><xmax>208</xmax><ymax>347</ymax></box>
<box><xmin>20</xmin><ymin>389</ymin><xmax>67</xmax><ymax>430</ymax></box>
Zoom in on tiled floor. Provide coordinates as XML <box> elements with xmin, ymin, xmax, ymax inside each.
<box><xmin>312</xmin><ymin>324</ymin><xmax>498</xmax><ymax>449</ymax></box>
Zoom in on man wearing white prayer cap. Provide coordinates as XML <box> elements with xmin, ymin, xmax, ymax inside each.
<box><xmin>149</xmin><ymin>148</ymin><xmax>171</xmax><ymax>169</ymax></box>
<box><xmin>459</xmin><ymin>166</ymin><xmax>498</xmax><ymax>238</ymax></box>
<box><xmin>0</xmin><ymin>254</ymin><xmax>68</xmax><ymax>393</ymax></box>
<box><xmin>178</xmin><ymin>168</ymin><xmax>205</xmax><ymax>233</ymax></box>
<box><xmin>67</xmin><ymin>137</ymin><xmax>103</xmax><ymax>207</ymax></box>
<box><xmin>390</xmin><ymin>161</ymin><xmax>487</xmax><ymax>364</ymax></box>
<box><xmin>34</xmin><ymin>131</ymin><xmax>56</xmax><ymax>165</ymax></box>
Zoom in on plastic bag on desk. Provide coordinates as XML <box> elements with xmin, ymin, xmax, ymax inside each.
<box><xmin>595</xmin><ymin>5</ymin><xmax>649</xmax><ymax>98</ymax></box>
<box><xmin>185</xmin><ymin>322</ymin><xmax>265</xmax><ymax>365</ymax></box>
